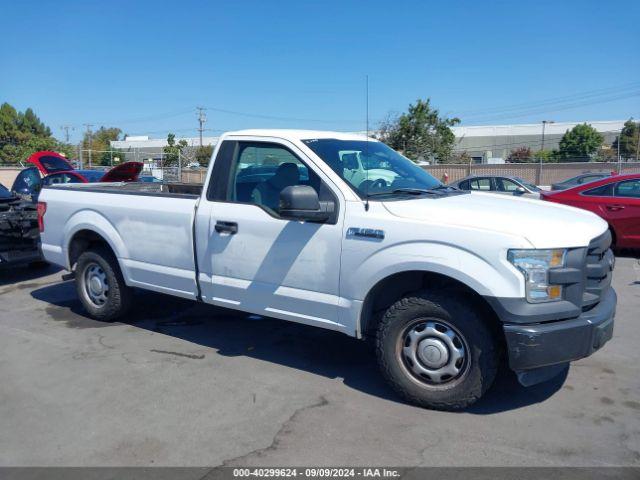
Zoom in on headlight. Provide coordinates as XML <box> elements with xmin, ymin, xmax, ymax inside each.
<box><xmin>508</xmin><ymin>249</ymin><xmax>567</xmax><ymax>303</ymax></box>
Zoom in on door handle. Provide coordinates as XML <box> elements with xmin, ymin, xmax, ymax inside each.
<box><xmin>606</xmin><ymin>205</ymin><xmax>625</xmax><ymax>211</ymax></box>
<box><xmin>215</xmin><ymin>221</ymin><xmax>238</xmax><ymax>234</ymax></box>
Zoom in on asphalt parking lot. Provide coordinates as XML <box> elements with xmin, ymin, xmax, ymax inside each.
<box><xmin>1</xmin><ymin>256</ymin><xmax>639</xmax><ymax>467</ymax></box>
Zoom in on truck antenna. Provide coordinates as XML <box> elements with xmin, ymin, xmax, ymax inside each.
<box><xmin>364</xmin><ymin>75</ymin><xmax>370</xmax><ymax>212</ymax></box>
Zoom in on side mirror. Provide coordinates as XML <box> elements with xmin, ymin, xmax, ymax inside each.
<box><xmin>279</xmin><ymin>185</ymin><xmax>331</xmax><ymax>222</ymax></box>
<box><xmin>515</xmin><ymin>186</ymin><xmax>526</xmax><ymax>195</ymax></box>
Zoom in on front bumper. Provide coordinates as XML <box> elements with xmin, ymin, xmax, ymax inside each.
<box><xmin>501</xmin><ymin>287</ymin><xmax>616</xmax><ymax>380</ymax></box>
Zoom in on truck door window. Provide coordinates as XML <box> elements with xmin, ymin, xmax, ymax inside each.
<box><xmin>227</xmin><ymin>142</ymin><xmax>329</xmax><ymax>215</ymax></box>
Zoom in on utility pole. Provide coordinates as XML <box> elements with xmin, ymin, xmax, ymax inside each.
<box><xmin>617</xmin><ymin>129</ymin><xmax>622</xmax><ymax>173</ymax></box>
<box><xmin>538</xmin><ymin>120</ymin><xmax>554</xmax><ymax>184</ymax></box>
<box><xmin>541</xmin><ymin>120</ymin><xmax>554</xmax><ymax>152</ymax></box>
<box><xmin>60</xmin><ymin>125</ymin><xmax>74</xmax><ymax>143</ymax></box>
<box><xmin>83</xmin><ymin>124</ymin><xmax>94</xmax><ymax>168</ymax></box>
<box><xmin>196</xmin><ymin>107</ymin><xmax>207</xmax><ymax>147</ymax></box>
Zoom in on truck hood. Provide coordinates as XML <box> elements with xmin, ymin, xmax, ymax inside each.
<box><xmin>382</xmin><ymin>191</ymin><xmax>608</xmax><ymax>248</ymax></box>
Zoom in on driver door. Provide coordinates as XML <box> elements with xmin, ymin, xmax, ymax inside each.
<box><xmin>196</xmin><ymin>139</ymin><xmax>347</xmax><ymax>332</ymax></box>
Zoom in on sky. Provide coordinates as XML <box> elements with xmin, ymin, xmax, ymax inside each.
<box><xmin>1</xmin><ymin>0</ymin><xmax>639</xmax><ymax>143</ymax></box>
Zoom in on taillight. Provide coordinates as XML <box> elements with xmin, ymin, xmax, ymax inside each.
<box><xmin>37</xmin><ymin>201</ymin><xmax>47</xmax><ymax>232</ymax></box>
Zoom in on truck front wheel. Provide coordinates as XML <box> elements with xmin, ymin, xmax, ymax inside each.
<box><xmin>75</xmin><ymin>246</ymin><xmax>133</xmax><ymax>321</ymax></box>
<box><xmin>376</xmin><ymin>291</ymin><xmax>498</xmax><ymax>410</ymax></box>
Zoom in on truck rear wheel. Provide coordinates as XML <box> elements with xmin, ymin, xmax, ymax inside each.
<box><xmin>376</xmin><ymin>291</ymin><xmax>498</xmax><ymax>410</ymax></box>
<box><xmin>75</xmin><ymin>246</ymin><xmax>132</xmax><ymax>321</ymax></box>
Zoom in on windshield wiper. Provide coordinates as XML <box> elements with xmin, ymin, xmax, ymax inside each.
<box><xmin>428</xmin><ymin>184</ymin><xmax>459</xmax><ymax>191</ymax></box>
<box><xmin>367</xmin><ymin>188</ymin><xmax>440</xmax><ymax>197</ymax></box>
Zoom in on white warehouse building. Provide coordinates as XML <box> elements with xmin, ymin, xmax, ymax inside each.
<box><xmin>451</xmin><ymin>120</ymin><xmax>626</xmax><ymax>163</ymax></box>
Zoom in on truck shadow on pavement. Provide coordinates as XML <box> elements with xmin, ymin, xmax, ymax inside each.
<box><xmin>31</xmin><ymin>281</ymin><xmax>566</xmax><ymax>414</ymax></box>
<box><xmin>0</xmin><ymin>263</ymin><xmax>61</xmax><ymax>287</ymax></box>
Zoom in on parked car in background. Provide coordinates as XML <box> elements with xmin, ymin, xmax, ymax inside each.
<box><xmin>541</xmin><ymin>173</ymin><xmax>640</xmax><ymax>249</ymax></box>
<box><xmin>550</xmin><ymin>172</ymin><xmax>612</xmax><ymax>191</ymax></box>
<box><xmin>450</xmin><ymin>175</ymin><xmax>541</xmax><ymax>198</ymax></box>
<box><xmin>11</xmin><ymin>151</ymin><xmax>143</xmax><ymax>200</ymax></box>
<box><xmin>0</xmin><ymin>182</ymin><xmax>42</xmax><ymax>268</ymax></box>
<box><xmin>0</xmin><ymin>182</ymin><xmax>17</xmax><ymax>203</ymax></box>
<box><xmin>137</xmin><ymin>175</ymin><xmax>162</xmax><ymax>183</ymax></box>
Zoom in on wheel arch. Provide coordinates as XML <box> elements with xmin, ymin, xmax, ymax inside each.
<box><xmin>68</xmin><ymin>229</ymin><xmax>115</xmax><ymax>269</ymax></box>
<box><xmin>359</xmin><ymin>270</ymin><xmax>504</xmax><ymax>346</ymax></box>
<box><xmin>63</xmin><ymin>211</ymin><xmax>129</xmax><ymax>272</ymax></box>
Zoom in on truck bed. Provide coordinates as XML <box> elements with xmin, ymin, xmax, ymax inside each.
<box><xmin>40</xmin><ymin>182</ymin><xmax>201</xmax><ymax>299</ymax></box>
<box><xmin>44</xmin><ymin>182</ymin><xmax>203</xmax><ymax>198</ymax></box>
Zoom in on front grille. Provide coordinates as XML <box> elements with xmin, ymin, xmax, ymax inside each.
<box><xmin>582</xmin><ymin>230</ymin><xmax>614</xmax><ymax>310</ymax></box>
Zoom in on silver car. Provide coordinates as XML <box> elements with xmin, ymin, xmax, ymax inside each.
<box><xmin>450</xmin><ymin>175</ymin><xmax>542</xmax><ymax>198</ymax></box>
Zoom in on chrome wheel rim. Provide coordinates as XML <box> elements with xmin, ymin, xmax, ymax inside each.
<box><xmin>83</xmin><ymin>262</ymin><xmax>109</xmax><ymax>307</ymax></box>
<box><xmin>399</xmin><ymin>319</ymin><xmax>468</xmax><ymax>385</ymax></box>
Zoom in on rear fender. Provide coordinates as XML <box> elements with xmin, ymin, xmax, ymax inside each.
<box><xmin>63</xmin><ymin>210</ymin><xmax>130</xmax><ymax>278</ymax></box>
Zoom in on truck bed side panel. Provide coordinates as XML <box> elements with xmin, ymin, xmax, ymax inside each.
<box><xmin>40</xmin><ymin>187</ymin><xmax>199</xmax><ymax>299</ymax></box>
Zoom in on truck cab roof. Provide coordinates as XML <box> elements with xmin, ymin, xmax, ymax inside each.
<box><xmin>223</xmin><ymin>129</ymin><xmax>375</xmax><ymax>142</ymax></box>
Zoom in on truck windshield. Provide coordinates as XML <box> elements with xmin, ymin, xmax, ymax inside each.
<box><xmin>302</xmin><ymin>138</ymin><xmax>442</xmax><ymax>198</ymax></box>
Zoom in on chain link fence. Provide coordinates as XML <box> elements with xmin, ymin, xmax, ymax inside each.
<box><xmin>422</xmin><ymin>161</ymin><xmax>640</xmax><ymax>186</ymax></box>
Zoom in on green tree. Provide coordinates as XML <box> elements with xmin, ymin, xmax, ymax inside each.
<box><xmin>0</xmin><ymin>102</ymin><xmax>71</xmax><ymax>164</ymax></box>
<box><xmin>20</xmin><ymin>108</ymin><xmax>51</xmax><ymax>137</ymax></box>
<box><xmin>533</xmin><ymin>149</ymin><xmax>559</xmax><ymax>163</ymax></box>
<box><xmin>195</xmin><ymin>145</ymin><xmax>213</xmax><ymax>166</ymax></box>
<box><xmin>557</xmin><ymin>123</ymin><xmax>604</xmax><ymax>161</ymax></box>
<box><xmin>450</xmin><ymin>150</ymin><xmax>472</xmax><ymax>164</ymax></box>
<box><xmin>82</xmin><ymin>127</ymin><xmax>123</xmax><ymax>166</ymax></box>
<box><xmin>612</xmin><ymin>119</ymin><xmax>640</xmax><ymax>160</ymax></box>
<box><xmin>378</xmin><ymin>99</ymin><xmax>460</xmax><ymax>163</ymax></box>
<box><xmin>163</xmin><ymin>133</ymin><xmax>189</xmax><ymax>167</ymax></box>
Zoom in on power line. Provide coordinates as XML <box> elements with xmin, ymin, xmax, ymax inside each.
<box><xmin>87</xmin><ymin>108</ymin><xmax>194</xmax><ymax>126</ymax></box>
<box><xmin>75</xmin><ymin>81</ymin><xmax>640</xmax><ymax>141</ymax></box>
<box><xmin>455</xmin><ymin>81</ymin><xmax>640</xmax><ymax>118</ymax></box>
<box><xmin>460</xmin><ymin>91</ymin><xmax>640</xmax><ymax>123</ymax></box>
<box><xmin>203</xmin><ymin>105</ymin><xmax>364</xmax><ymax>124</ymax></box>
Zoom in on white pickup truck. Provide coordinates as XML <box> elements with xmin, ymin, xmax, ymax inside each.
<box><xmin>39</xmin><ymin>130</ymin><xmax>616</xmax><ymax>410</ymax></box>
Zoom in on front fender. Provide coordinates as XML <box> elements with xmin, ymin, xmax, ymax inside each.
<box><xmin>345</xmin><ymin>241</ymin><xmax>524</xmax><ymax>302</ymax></box>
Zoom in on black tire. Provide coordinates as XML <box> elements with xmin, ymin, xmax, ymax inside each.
<box><xmin>376</xmin><ymin>290</ymin><xmax>498</xmax><ymax>410</ymax></box>
<box><xmin>75</xmin><ymin>246</ymin><xmax>132</xmax><ymax>321</ymax></box>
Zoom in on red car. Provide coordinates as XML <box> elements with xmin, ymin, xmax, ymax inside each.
<box><xmin>12</xmin><ymin>151</ymin><xmax>143</xmax><ymax>199</ymax></box>
<box><xmin>541</xmin><ymin>173</ymin><xmax>640</xmax><ymax>248</ymax></box>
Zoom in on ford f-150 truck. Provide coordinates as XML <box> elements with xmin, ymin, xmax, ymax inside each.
<box><xmin>39</xmin><ymin>130</ymin><xmax>616</xmax><ymax>410</ymax></box>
